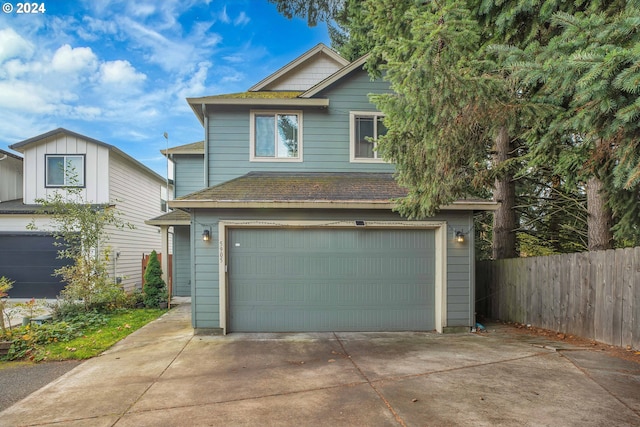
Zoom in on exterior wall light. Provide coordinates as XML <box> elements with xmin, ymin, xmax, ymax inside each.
<box><xmin>455</xmin><ymin>231</ymin><xmax>465</xmax><ymax>243</ymax></box>
<box><xmin>202</xmin><ymin>229</ymin><xmax>211</xmax><ymax>242</ymax></box>
<box><xmin>355</xmin><ymin>220</ymin><xmax>366</xmax><ymax>227</ymax></box>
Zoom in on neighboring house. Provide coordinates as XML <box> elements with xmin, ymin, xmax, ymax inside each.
<box><xmin>0</xmin><ymin>149</ymin><xmax>23</xmax><ymax>203</ymax></box>
<box><xmin>0</xmin><ymin>128</ymin><xmax>170</xmax><ymax>298</ymax></box>
<box><xmin>152</xmin><ymin>43</ymin><xmax>498</xmax><ymax>334</ymax></box>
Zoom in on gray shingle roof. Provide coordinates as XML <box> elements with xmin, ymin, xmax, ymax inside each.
<box><xmin>179</xmin><ymin>172</ymin><xmax>407</xmax><ymax>203</ymax></box>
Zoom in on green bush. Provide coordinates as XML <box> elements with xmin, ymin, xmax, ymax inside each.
<box><xmin>3</xmin><ymin>311</ymin><xmax>109</xmax><ymax>361</ymax></box>
<box><xmin>143</xmin><ymin>251</ymin><xmax>167</xmax><ymax>308</ymax></box>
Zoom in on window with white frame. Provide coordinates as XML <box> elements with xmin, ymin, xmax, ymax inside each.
<box><xmin>350</xmin><ymin>111</ymin><xmax>387</xmax><ymax>162</ymax></box>
<box><xmin>45</xmin><ymin>154</ymin><xmax>85</xmax><ymax>187</ymax></box>
<box><xmin>250</xmin><ymin>110</ymin><xmax>302</xmax><ymax>161</ymax></box>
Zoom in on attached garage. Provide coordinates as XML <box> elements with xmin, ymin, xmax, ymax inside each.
<box><xmin>227</xmin><ymin>227</ymin><xmax>436</xmax><ymax>332</ymax></box>
<box><xmin>172</xmin><ymin>172</ymin><xmax>498</xmax><ymax>334</ymax></box>
<box><xmin>0</xmin><ymin>233</ymin><xmax>69</xmax><ymax>298</ymax></box>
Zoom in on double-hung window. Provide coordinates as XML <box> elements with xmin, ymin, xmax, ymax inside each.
<box><xmin>250</xmin><ymin>110</ymin><xmax>302</xmax><ymax>161</ymax></box>
<box><xmin>45</xmin><ymin>154</ymin><xmax>85</xmax><ymax>187</ymax></box>
<box><xmin>350</xmin><ymin>111</ymin><xmax>387</xmax><ymax>162</ymax></box>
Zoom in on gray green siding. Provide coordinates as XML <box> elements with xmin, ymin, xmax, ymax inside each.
<box><xmin>172</xmin><ymin>225</ymin><xmax>191</xmax><ymax>296</ymax></box>
<box><xmin>191</xmin><ymin>209</ymin><xmax>474</xmax><ymax>331</ymax></box>
<box><xmin>206</xmin><ymin>70</ymin><xmax>394</xmax><ymax>186</ymax></box>
<box><xmin>174</xmin><ymin>155</ymin><xmax>204</xmax><ymax>197</ymax></box>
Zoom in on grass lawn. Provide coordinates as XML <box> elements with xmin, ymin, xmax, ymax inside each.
<box><xmin>1</xmin><ymin>309</ymin><xmax>165</xmax><ymax>363</ymax></box>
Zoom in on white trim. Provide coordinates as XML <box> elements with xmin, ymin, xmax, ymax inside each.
<box><xmin>218</xmin><ymin>220</ymin><xmax>448</xmax><ymax>334</ymax></box>
<box><xmin>249</xmin><ymin>110</ymin><xmax>303</xmax><ymax>162</ymax></box>
<box><xmin>349</xmin><ymin>111</ymin><xmax>387</xmax><ymax>163</ymax></box>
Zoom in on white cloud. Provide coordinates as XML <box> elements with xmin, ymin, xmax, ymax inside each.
<box><xmin>99</xmin><ymin>60</ymin><xmax>146</xmax><ymax>85</ymax></box>
<box><xmin>51</xmin><ymin>44</ymin><xmax>98</xmax><ymax>74</ymax></box>
<box><xmin>0</xmin><ymin>28</ymin><xmax>34</xmax><ymax>63</ymax></box>
<box><xmin>219</xmin><ymin>6</ymin><xmax>230</xmax><ymax>23</ymax></box>
<box><xmin>129</xmin><ymin>2</ymin><xmax>156</xmax><ymax>17</ymax></box>
<box><xmin>234</xmin><ymin>12</ymin><xmax>250</xmax><ymax>26</ymax></box>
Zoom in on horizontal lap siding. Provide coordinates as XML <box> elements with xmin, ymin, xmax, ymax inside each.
<box><xmin>191</xmin><ymin>209</ymin><xmax>474</xmax><ymax>330</ymax></box>
<box><xmin>174</xmin><ymin>155</ymin><xmax>204</xmax><ymax>197</ymax></box>
<box><xmin>207</xmin><ymin>71</ymin><xmax>395</xmax><ymax>186</ymax></box>
<box><xmin>108</xmin><ymin>154</ymin><xmax>165</xmax><ymax>290</ymax></box>
<box><xmin>173</xmin><ymin>226</ymin><xmax>191</xmax><ymax>296</ymax></box>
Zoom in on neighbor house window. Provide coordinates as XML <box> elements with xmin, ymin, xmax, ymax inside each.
<box><xmin>350</xmin><ymin>112</ymin><xmax>387</xmax><ymax>162</ymax></box>
<box><xmin>45</xmin><ymin>155</ymin><xmax>85</xmax><ymax>187</ymax></box>
<box><xmin>250</xmin><ymin>110</ymin><xmax>302</xmax><ymax>161</ymax></box>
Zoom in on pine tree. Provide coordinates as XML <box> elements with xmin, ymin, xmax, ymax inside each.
<box><xmin>143</xmin><ymin>250</ymin><xmax>167</xmax><ymax>308</ymax></box>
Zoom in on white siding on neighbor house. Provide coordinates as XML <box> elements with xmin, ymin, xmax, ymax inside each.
<box><xmin>106</xmin><ymin>153</ymin><xmax>165</xmax><ymax>291</ymax></box>
<box><xmin>263</xmin><ymin>53</ymin><xmax>346</xmax><ymax>91</ymax></box>
<box><xmin>22</xmin><ymin>134</ymin><xmax>110</xmax><ymax>204</ymax></box>
<box><xmin>0</xmin><ymin>215</ymin><xmax>54</xmax><ymax>232</ymax></box>
<box><xmin>0</xmin><ymin>155</ymin><xmax>23</xmax><ymax>202</ymax></box>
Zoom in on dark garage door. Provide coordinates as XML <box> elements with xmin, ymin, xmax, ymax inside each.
<box><xmin>228</xmin><ymin>228</ymin><xmax>436</xmax><ymax>332</ymax></box>
<box><xmin>0</xmin><ymin>233</ymin><xmax>69</xmax><ymax>298</ymax></box>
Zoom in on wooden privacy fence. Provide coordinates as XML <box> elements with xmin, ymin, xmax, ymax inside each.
<box><xmin>476</xmin><ymin>247</ymin><xmax>640</xmax><ymax>350</ymax></box>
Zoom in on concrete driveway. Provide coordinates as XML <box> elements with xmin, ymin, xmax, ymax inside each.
<box><xmin>1</xmin><ymin>303</ymin><xmax>639</xmax><ymax>426</ymax></box>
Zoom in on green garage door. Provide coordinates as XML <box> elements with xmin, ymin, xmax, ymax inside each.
<box><xmin>228</xmin><ymin>228</ymin><xmax>435</xmax><ymax>332</ymax></box>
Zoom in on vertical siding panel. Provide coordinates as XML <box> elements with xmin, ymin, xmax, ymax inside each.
<box><xmin>621</xmin><ymin>248</ymin><xmax>634</xmax><ymax>348</ymax></box>
<box><xmin>633</xmin><ymin>247</ymin><xmax>640</xmax><ymax>349</ymax></box>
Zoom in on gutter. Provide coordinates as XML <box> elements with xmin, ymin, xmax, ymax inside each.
<box><xmin>168</xmin><ymin>199</ymin><xmax>500</xmax><ymax>211</ymax></box>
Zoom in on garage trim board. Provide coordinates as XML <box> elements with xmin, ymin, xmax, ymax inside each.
<box><xmin>217</xmin><ymin>220</ymin><xmax>448</xmax><ymax>334</ymax></box>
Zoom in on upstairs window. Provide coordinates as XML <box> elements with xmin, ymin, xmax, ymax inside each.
<box><xmin>250</xmin><ymin>110</ymin><xmax>302</xmax><ymax>161</ymax></box>
<box><xmin>350</xmin><ymin>112</ymin><xmax>387</xmax><ymax>162</ymax></box>
<box><xmin>45</xmin><ymin>155</ymin><xmax>85</xmax><ymax>187</ymax></box>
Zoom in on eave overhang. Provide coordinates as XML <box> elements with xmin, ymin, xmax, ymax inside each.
<box><xmin>187</xmin><ymin>97</ymin><xmax>329</xmax><ymax>125</ymax></box>
<box><xmin>168</xmin><ymin>199</ymin><xmax>499</xmax><ymax>211</ymax></box>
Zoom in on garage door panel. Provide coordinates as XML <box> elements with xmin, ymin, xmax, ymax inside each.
<box><xmin>228</xmin><ymin>228</ymin><xmax>435</xmax><ymax>332</ymax></box>
<box><xmin>0</xmin><ymin>234</ymin><xmax>69</xmax><ymax>298</ymax></box>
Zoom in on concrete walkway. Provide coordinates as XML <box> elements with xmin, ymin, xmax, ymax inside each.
<box><xmin>1</xmin><ymin>303</ymin><xmax>639</xmax><ymax>426</ymax></box>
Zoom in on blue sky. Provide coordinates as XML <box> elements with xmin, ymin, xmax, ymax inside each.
<box><xmin>0</xmin><ymin>0</ymin><xmax>331</xmax><ymax>175</ymax></box>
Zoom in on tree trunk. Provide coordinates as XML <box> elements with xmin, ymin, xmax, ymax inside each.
<box><xmin>548</xmin><ymin>175</ymin><xmax>562</xmax><ymax>253</ymax></box>
<box><xmin>492</xmin><ymin>126</ymin><xmax>518</xmax><ymax>259</ymax></box>
<box><xmin>586</xmin><ymin>176</ymin><xmax>613</xmax><ymax>251</ymax></box>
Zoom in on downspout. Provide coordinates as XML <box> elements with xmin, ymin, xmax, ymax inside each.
<box><xmin>0</xmin><ymin>154</ymin><xmax>6</xmax><ymax>202</ymax></box>
<box><xmin>203</xmin><ymin>103</ymin><xmax>209</xmax><ymax>188</ymax></box>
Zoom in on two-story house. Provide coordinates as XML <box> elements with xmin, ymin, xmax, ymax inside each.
<box><xmin>153</xmin><ymin>44</ymin><xmax>497</xmax><ymax>334</ymax></box>
<box><xmin>0</xmin><ymin>128</ymin><xmax>170</xmax><ymax>298</ymax></box>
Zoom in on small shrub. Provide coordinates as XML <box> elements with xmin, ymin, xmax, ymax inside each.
<box><xmin>3</xmin><ymin>311</ymin><xmax>110</xmax><ymax>361</ymax></box>
<box><xmin>0</xmin><ymin>276</ymin><xmax>14</xmax><ymax>335</ymax></box>
<box><xmin>143</xmin><ymin>251</ymin><xmax>167</xmax><ymax>308</ymax></box>
<box><xmin>123</xmin><ymin>288</ymin><xmax>144</xmax><ymax>308</ymax></box>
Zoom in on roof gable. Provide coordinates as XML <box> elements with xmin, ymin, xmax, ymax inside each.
<box><xmin>301</xmin><ymin>54</ymin><xmax>369</xmax><ymax>98</ymax></box>
<box><xmin>9</xmin><ymin>128</ymin><xmax>165</xmax><ymax>183</ymax></box>
<box><xmin>249</xmin><ymin>43</ymin><xmax>349</xmax><ymax>92</ymax></box>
